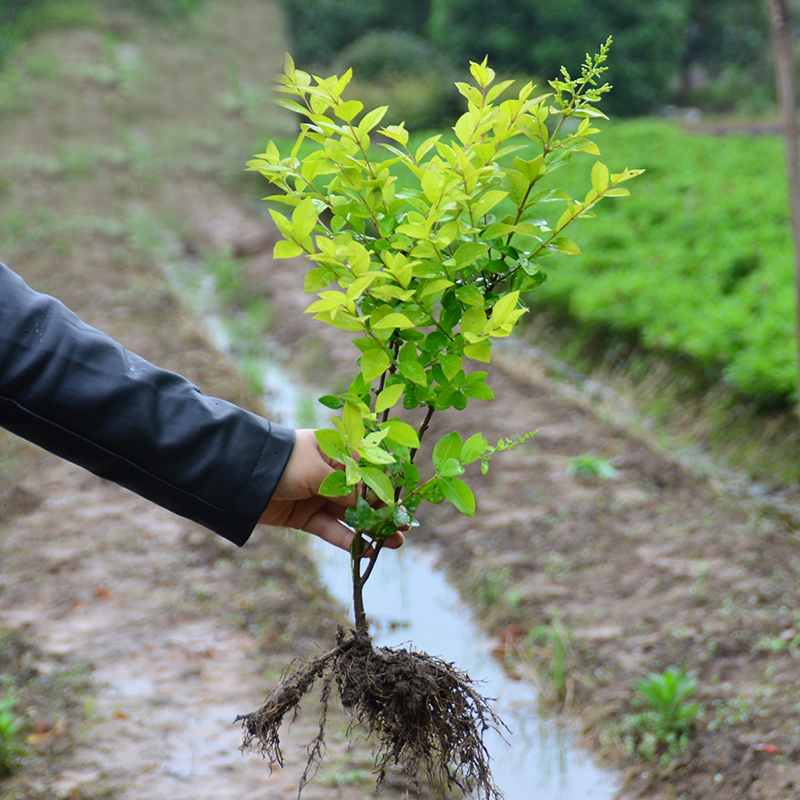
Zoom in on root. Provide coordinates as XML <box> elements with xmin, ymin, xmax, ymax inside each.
<box><xmin>237</xmin><ymin>629</ymin><xmax>505</xmax><ymax>799</ymax></box>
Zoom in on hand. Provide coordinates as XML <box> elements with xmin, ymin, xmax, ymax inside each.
<box><xmin>259</xmin><ymin>429</ymin><xmax>406</xmax><ymax>554</ymax></box>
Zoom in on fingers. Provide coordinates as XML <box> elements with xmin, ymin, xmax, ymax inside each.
<box><xmin>303</xmin><ymin>508</ymin><xmax>406</xmax><ymax>554</ymax></box>
<box><xmin>303</xmin><ymin>508</ymin><xmax>358</xmax><ymax>552</ymax></box>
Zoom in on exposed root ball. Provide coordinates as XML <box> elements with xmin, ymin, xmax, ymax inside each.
<box><xmin>237</xmin><ymin>630</ymin><xmax>504</xmax><ymax>799</ymax></box>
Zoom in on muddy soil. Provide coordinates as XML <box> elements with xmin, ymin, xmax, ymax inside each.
<box><xmin>4</xmin><ymin>4</ymin><xmax>800</xmax><ymax>800</ymax></box>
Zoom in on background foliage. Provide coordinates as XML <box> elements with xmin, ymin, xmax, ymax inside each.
<box><xmin>527</xmin><ymin>120</ymin><xmax>797</xmax><ymax>406</ymax></box>
<box><xmin>277</xmin><ymin>0</ymin><xmax>774</xmax><ymax>117</ymax></box>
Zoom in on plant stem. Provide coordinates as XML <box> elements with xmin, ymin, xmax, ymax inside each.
<box><xmin>409</xmin><ymin>405</ymin><xmax>435</xmax><ymax>464</ymax></box>
<box><xmin>351</xmin><ymin>534</ymin><xmax>369</xmax><ymax>634</ymax></box>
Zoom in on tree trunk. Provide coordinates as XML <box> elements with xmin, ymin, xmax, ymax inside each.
<box><xmin>767</xmin><ymin>0</ymin><xmax>800</xmax><ymax>417</ymax></box>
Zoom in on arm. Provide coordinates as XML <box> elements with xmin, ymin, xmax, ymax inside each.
<box><xmin>0</xmin><ymin>261</ymin><xmax>293</xmax><ymax>546</ymax></box>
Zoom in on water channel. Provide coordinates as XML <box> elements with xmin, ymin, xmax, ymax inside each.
<box><xmin>168</xmin><ymin>262</ymin><xmax>621</xmax><ymax>799</ymax></box>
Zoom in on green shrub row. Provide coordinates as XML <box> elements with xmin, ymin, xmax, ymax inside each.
<box><xmin>528</xmin><ymin>120</ymin><xmax>796</xmax><ymax>406</ymax></box>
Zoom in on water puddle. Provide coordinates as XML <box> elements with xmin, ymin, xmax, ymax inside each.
<box><xmin>167</xmin><ymin>259</ymin><xmax>621</xmax><ymax>799</ymax></box>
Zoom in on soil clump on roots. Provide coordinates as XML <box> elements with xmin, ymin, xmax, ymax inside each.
<box><xmin>237</xmin><ymin>628</ymin><xmax>504</xmax><ymax>799</ymax></box>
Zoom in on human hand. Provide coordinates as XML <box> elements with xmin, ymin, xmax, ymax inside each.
<box><xmin>259</xmin><ymin>429</ymin><xmax>406</xmax><ymax>554</ymax></box>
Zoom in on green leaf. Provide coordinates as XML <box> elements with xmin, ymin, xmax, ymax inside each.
<box><xmin>345</xmin><ymin>496</ymin><xmax>375</xmax><ymax>532</ymax></box>
<box><xmin>440</xmin><ymin>477</ymin><xmax>475</xmax><ymax>516</ymax></box>
<box><xmin>361</xmin><ymin>468</ymin><xmax>394</xmax><ymax>504</ymax></box>
<box><xmin>292</xmin><ymin>197</ymin><xmax>317</xmax><ymax>241</ymax></box>
<box><xmin>461</xmin><ymin>433</ymin><xmax>490</xmax><ymax>464</ymax></box>
<box><xmin>456</xmin><ymin>285</ymin><xmax>484</xmax><ymax>306</ymax></box>
<box><xmin>591</xmin><ymin>161</ymin><xmax>610</xmax><ymax>193</ymax></box>
<box><xmin>375</xmin><ymin>384</ymin><xmax>404</xmax><ymax>413</ymax></box>
<box><xmin>433</xmin><ymin>431</ymin><xmax>462</xmax><ymax>470</ymax></box>
<box><xmin>318</xmin><ymin>470</ymin><xmax>353</xmax><ymax>497</ymax></box>
<box><xmin>274</xmin><ymin>239</ymin><xmax>303</xmax><ymax>259</ymax></box>
<box><xmin>550</xmin><ymin>237</ymin><xmax>582</xmax><ymax>256</ymax></box>
<box><xmin>334</xmin><ymin>99</ymin><xmax>363</xmax><ymax>122</ymax></box>
<box><xmin>402</xmin><ymin>462</ymin><xmax>419</xmax><ymax>491</ymax></box>
<box><xmin>472</xmin><ymin>190</ymin><xmax>508</xmax><ymax>219</ymax></box>
<box><xmin>419</xmin><ymin>278</ymin><xmax>454</xmax><ymax>299</ymax></box>
<box><xmin>463</xmin><ymin>342</ymin><xmax>491</xmax><ymax>362</ymax></box>
<box><xmin>361</xmin><ymin>348</ymin><xmax>391</xmax><ymax>381</ymax></box>
<box><xmin>392</xmin><ymin>505</ymin><xmax>412</xmax><ymax>529</ymax></box>
<box><xmin>461</xmin><ymin>306</ymin><xmax>487</xmax><ymax>339</ymax></box>
<box><xmin>462</xmin><ymin>380</ymin><xmax>494</xmax><ymax>400</ymax></box>
<box><xmin>454</xmin><ymin>242</ymin><xmax>489</xmax><ymax>270</ymax></box>
<box><xmin>382</xmin><ymin>419</ymin><xmax>420</xmax><ymax>448</ymax></box>
<box><xmin>439</xmin><ymin>457</ymin><xmax>464</xmax><ymax>478</ymax></box>
<box><xmin>343</xmin><ymin>401</ymin><xmax>365</xmax><ymax>445</ymax></box>
<box><xmin>399</xmin><ymin>361</ymin><xmax>427</xmax><ymax>385</ymax></box>
<box><xmin>491</xmin><ymin>291</ymin><xmax>520</xmax><ymax>326</ymax></box>
<box><xmin>315</xmin><ymin>428</ymin><xmax>347</xmax><ymax>461</ymax></box>
<box><xmin>359</xmin><ymin>105</ymin><xmax>388</xmax><ymax>133</ymax></box>
<box><xmin>304</xmin><ymin>268</ymin><xmax>334</xmax><ymax>293</ymax></box>
<box><xmin>318</xmin><ymin>394</ymin><xmax>344</xmax><ymax>409</ymax></box>
<box><xmin>356</xmin><ymin>444</ymin><xmax>396</xmax><ymax>465</ymax></box>
<box><xmin>373</xmin><ymin>312</ymin><xmax>415</xmax><ymax>330</ymax></box>
<box><xmin>439</xmin><ymin>353</ymin><xmax>462</xmax><ymax>381</ymax></box>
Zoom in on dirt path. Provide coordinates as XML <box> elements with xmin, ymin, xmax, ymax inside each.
<box><xmin>4</xmin><ymin>4</ymin><xmax>800</xmax><ymax>799</ymax></box>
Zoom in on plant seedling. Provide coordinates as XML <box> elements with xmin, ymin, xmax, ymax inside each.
<box><xmin>0</xmin><ymin>690</ymin><xmax>28</xmax><ymax>777</ymax></box>
<box><xmin>567</xmin><ymin>453</ymin><xmax>618</xmax><ymax>480</ymax></box>
<box><xmin>621</xmin><ymin>665</ymin><xmax>702</xmax><ymax>764</ymax></box>
<box><xmin>238</xmin><ymin>40</ymin><xmax>640</xmax><ymax>798</ymax></box>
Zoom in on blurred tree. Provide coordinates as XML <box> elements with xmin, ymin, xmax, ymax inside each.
<box><xmin>428</xmin><ymin>0</ymin><xmax>689</xmax><ymax>115</ymax></box>
<box><xmin>676</xmin><ymin>0</ymin><xmax>771</xmax><ymax>106</ymax></box>
<box><xmin>279</xmin><ymin>0</ymin><xmax>431</xmax><ymax>67</ymax></box>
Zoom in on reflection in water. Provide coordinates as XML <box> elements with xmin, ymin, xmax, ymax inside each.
<box><xmin>168</xmin><ymin>260</ymin><xmax>620</xmax><ymax>799</ymax></box>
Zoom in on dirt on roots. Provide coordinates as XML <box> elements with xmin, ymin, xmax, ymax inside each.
<box><xmin>238</xmin><ymin>629</ymin><xmax>504</xmax><ymax>800</ymax></box>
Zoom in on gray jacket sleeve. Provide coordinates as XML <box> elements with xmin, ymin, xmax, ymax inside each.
<box><xmin>0</xmin><ymin>262</ymin><xmax>295</xmax><ymax>546</ymax></box>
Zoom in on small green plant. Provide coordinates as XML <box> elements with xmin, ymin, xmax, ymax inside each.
<box><xmin>621</xmin><ymin>666</ymin><xmax>702</xmax><ymax>764</ymax></box>
<box><xmin>523</xmin><ymin>615</ymin><xmax>582</xmax><ymax>706</ymax></box>
<box><xmin>239</xmin><ymin>40</ymin><xmax>640</xmax><ymax>798</ymax></box>
<box><xmin>0</xmin><ymin>689</ymin><xmax>28</xmax><ymax>777</ymax></box>
<box><xmin>567</xmin><ymin>453</ymin><xmax>618</xmax><ymax>480</ymax></box>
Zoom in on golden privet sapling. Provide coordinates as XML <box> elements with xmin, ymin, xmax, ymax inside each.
<box><xmin>238</xmin><ymin>39</ymin><xmax>641</xmax><ymax>798</ymax></box>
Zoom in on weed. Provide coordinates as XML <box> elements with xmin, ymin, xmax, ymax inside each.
<box><xmin>522</xmin><ymin>615</ymin><xmax>583</xmax><ymax>706</ymax></box>
<box><xmin>206</xmin><ymin>248</ymin><xmax>247</xmax><ymax>308</ymax></box>
<box><xmin>567</xmin><ymin>454</ymin><xmax>618</xmax><ymax>481</ymax></box>
<box><xmin>707</xmin><ymin>696</ymin><xmax>751</xmax><ymax>731</ymax></box>
<box><xmin>0</xmin><ymin>690</ymin><xmax>28</xmax><ymax>777</ymax></box>
<box><xmin>474</xmin><ymin>567</ymin><xmax>511</xmax><ymax>609</ymax></box>
<box><xmin>239</xmin><ymin>357</ymin><xmax>264</xmax><ymax>396</ymax></box>
<box><xmin>620</xmin><ymin>666</ymin><xmax>702</xmax><ymax>764</ymax></box>
<box><xmin>753</xmin><ymin>633</ymin><xmax>800</xmax><ymax>656</ymax></box>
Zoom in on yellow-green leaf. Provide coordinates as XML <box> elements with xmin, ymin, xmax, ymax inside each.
<box><xmin>343</xmin><ymin>401</ymin><xmax>365</xmax><ymax>445</ymax></box>
<box><xmin>591</xmin><ymin>161</ymin><xmax>610</xmax><ymax>193</ymax></box>
<box><xmin>399</xmin><ymin>361</ymin><xmax>427</xmax><ymax>385</ymax></box>
<box><xmin>382</xmin><ymin>418</ymin><xmax>420</xmax><ymax>448</ymax></box>
<box><xmin>361</xmin><ymin>348</ymin><xmax>391</xmax><ymax>381</ymax></box>
<box><xmin>292</xmin><ymin>197</ymin><xmax>317</xmax><ymax>241</ymax></box>
<box><xmin>373</xmin><ymin>312</ymin><xmax>415</xmax><ymax>330</ymax></box>
<box><xmin>361</xmin><ymin>468</ymin><xmax>394</xmax><ymax>505</ymax></box>
<box><xmin>464</xmin><ymin>342</ymin><xmax>491</xmax><ymax>362</ymax></box>
<box><xmin>274</xmin><ymin>239</ymin><xmax>303</xmax><ymax>258</ymax></box>
<box><xmin>375</xmin><ymin>384</ymin><xmax>404</xmax><ymax>413</ymax></box>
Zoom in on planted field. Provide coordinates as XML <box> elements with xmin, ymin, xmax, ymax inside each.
<box><xmin>530</xmin><ymin>119</ymin><xmax>796</xmax><ymax>406</ymax></box>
